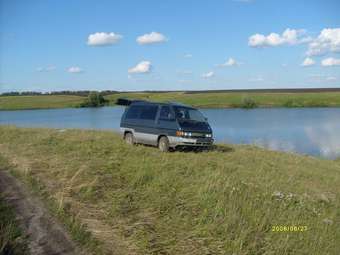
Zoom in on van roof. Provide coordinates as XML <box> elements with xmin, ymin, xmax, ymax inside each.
<box><xmin>130</xmin><ymin>100</ymin><xmax>194</xmax><ymax>108</ymax></box>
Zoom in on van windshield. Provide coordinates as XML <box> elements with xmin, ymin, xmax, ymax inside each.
<box><xmin>173</xmin><ymin>106</ymin><xmax>206</xmax><ymax>122</ymax></box>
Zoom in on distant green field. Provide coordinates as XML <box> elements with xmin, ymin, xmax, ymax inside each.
<box><xmin>0</xmin><ymin>95</ymin><xmax>85</xmax><ymax>110</ymax></box>
<box><xmin>1</xmin><ymin>91</ymin><xmax>340</xmax><ymax>110</ymax></box>
<box><xmin>107</xmin><ymin>91</ymin><xmax>340</xmax><ymax>108</ymax></box>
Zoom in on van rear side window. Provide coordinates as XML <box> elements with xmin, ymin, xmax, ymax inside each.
<box><xmin>159</xmin><ymin>106</ymin><xmax>174</xmax><ymax>120</ymax></box>
<box><xmin>125</xmin><ymin>105</ymin><xmax>141</xmax><ymax>119</ymax></box>
<box><xmin>140</xmin><ymin>105</ymin><xmax>158</xmax><ymax>120</ymax></box>
<box><xmin>125</xmin><ymin>105</ymin><xmax>158</xmax><ymax>120</ymax></box>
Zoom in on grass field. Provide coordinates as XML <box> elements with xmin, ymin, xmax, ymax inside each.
<box><xmin>0</xmin><ymin>126</ymin><xmax>339</xmax><ymax>254</ymax></box>
<box><xmin>1</xmin><ymin>91</ymin><xmax>340</xmax><ymax>110</ymax></box>
<box><xmin>0</xmin><ymin>95</ymin><xmax>85</xmax><ymax>110</ymax></box>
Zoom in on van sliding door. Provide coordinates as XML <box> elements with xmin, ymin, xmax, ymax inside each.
<box><xmin>135</xmin><ymin>105</ymin><xmax>159</xmax><ymax>145</ymax></box>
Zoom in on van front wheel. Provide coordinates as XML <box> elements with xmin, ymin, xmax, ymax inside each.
<box><xmin>158</xmin><ymin>136</ymin><xmax>170</xmax><ymax>152</ymax></box>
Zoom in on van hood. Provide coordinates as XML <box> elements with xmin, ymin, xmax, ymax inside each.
<box><xmin>178</xmin><ymin>119</ymin><xmax>212</xmax><ymax>132</ymax></box>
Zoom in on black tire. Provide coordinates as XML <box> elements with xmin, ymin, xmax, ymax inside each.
<box><xmin>158</xmin><ymin>136</ymin><xmax>170</xmax><ymax>152</ymax></box>
<box><xmin>124</xmin><ymin>132</ymin><xmax>134</xmax><ymax>145</ymax></box>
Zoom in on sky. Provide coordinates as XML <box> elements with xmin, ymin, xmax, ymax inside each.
<box><xmin>0</xmin><ymin>0</ymin><xmax>340</xmax><ymax>92</ymax></box>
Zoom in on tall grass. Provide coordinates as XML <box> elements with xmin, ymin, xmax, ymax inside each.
<box><xmin>0</xmin><ymin>126</ymin><xmax>339</xmax><ymax>254</ymax></box>
<box><xmin>0</xmin><ymin>196</ymin><xmax>28</xmax><ymax>255</ymax></box>
<box><xmin>5</xmin><ymin>159</ymin><xmax>103</xmax><ymax>255</ymax></box>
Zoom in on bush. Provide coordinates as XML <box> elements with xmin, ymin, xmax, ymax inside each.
<box><xmin>240</xmin><ymin>97</ymin><xmax>257</xmax><ymax>109</ymax></box>
<box><xmin>283</xmin><ymin>100</ymin><xmax>303</xmax><ymax>108</ymax></box>
<box><xmin>80</xmin><ymin>92</ymin><xmax>107</xmax><ymax>107</ymax></box>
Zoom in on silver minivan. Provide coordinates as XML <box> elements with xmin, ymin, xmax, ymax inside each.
<box><xmin>118</xmin><ymin>99</ymin><xmax>214</xmax><ymax>152</ymax></box>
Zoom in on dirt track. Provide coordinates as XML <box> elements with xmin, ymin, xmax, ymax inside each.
<box><xmin>0</xmin><ymin>170</ymin><xmax>84</xmax><ymax>255</ymax></box>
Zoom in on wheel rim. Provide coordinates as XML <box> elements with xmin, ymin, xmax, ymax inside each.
<box><xmin>159</xmin><ymin>138</ymin><xmax>168</xmax><ymax>151</ymax></box>
<box><xmin>160</xmin><ymin>140</ymin><xmax>165</xmax><ymax>150</ymax></box>
<box><xmin>126</xmin><ymin>134</ymin><xmax>133</xmax><ymax>144</ymax></box>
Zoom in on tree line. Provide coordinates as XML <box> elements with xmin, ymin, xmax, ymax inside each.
<box><xmin>0</xmin><ymin>90</ymin><xmax>119</xmax><ymax>97</ymax></box>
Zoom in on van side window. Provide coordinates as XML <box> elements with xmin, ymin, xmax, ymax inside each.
<box><xmin>126</xmin><ymin>105</ymin><xmax>142</xmax><ymax>119</ymax></box>
<box><xmin>140</xmin><ymin>105</ymin><xmax>158</xmax><ymax>120</ymax></box>
<box><xmin>159</xmin><ymin>106</ymin><xmax>174</xmax><ymax>120</ymax></box>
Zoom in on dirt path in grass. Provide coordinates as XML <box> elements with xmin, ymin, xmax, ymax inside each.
<box><xmin>0</xmin><ymin>170</ymin><xmax>85</xmax><ymax>255</ymax></box>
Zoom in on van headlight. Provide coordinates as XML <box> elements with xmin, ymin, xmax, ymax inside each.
<box><xmin>205</xmin><ymin>134</ymin><xmax>212</xmax><ymax>138</ymax></box>
<box><xmin>176</xmin><ymin>131</ymin><xmax>192</xmax><ymax>137</ymax></box>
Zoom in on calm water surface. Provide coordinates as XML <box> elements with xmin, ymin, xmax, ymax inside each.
<box><xmin>1</xmin><ymin>107</ymin><xmax>339</xmax><ymax>159</ymax></box>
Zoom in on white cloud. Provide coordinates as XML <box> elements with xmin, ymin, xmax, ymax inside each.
<box><xmin>308</xmin><ymin>74</ymin><xmax>337</xmax><ymax>82</ymax></box>
<box><xmin>136</xmin><ymin>32</ymin><xmax>167</xmax><ymax>45</ymax></box>
<box><xmin>67</xmin><ymin>66</ymin><xmax>83</xmax><ymax>73</ymax></box>
<box><xmin>248</xmin><ymin>28</ymin><xmax>310</xmax><ymax>47</ymax></box>
<box><xmin>249</xmin><ymin>76</ymin><xmax>264</xmax><ymax>82</ymax></box>
<box><xmin>87</xmin><ymin>32</ymin><xmax>122</xmax><ymax>46</ymax></box>
<box><xmin>301</xmin><ymin>57</ymin><xmax>315</xmax><ymax>67</ymax></box>
<box><xmin>218</xmin><ymin>57</ymin><xmax>239</xmax><ymax>67</ymax></box>
<box><xmin>321</xmin><ymin>57</ymin><xmax>340</xmax><ymax>67</ymax></box>
<box><xmin>184</xmin><ymin>53</ymin><xmax>192</xmax><ymax>58</ymax></box>
<box><xmin>201</xmin><ymin>71</ymin><xmax>214</xmax><ymax>79</ymax></box>
<box><xmin>128</xmin><ymin>61</ymin><xmax>152</xmax><ymax>74</ymax></box>
<box><xmin>36</xmin><ymin>65</ymin><xmax>56</xmax><ymax>72</ymax></box>
<box><xmin>306</xmin><ymin>28</ymin><xmax>340</xmax><ymax>56</ymax></box>
<box><xmin>326</xmin><ymin>76</ymin><xmax>336</xmax><ymax>81</ymax></box>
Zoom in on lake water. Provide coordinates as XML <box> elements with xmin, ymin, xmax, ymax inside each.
<box><xmin>1</xmin><ymin>107</ymin><xmax>340</xmax><ymax>159</ymax></box>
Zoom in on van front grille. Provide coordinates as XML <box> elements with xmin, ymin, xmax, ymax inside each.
<box><xmin>190</xmin><ymin>133</ymin><xmax>207</xmax><ymax>138</ymax></box>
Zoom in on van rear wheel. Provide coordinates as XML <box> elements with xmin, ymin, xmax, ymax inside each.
<box><xmin>124</xmin><ymin>132</ymin><xmax>135</xmax><ymax>145</ymax></box>
<box><xmin>158</xmin><ymin>136</ymin><xmax>170</xmax><ymax>152</ymax></box>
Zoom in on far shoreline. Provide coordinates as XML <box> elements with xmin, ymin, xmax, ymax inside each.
<box><xmin>1</xmin><ymin>89</ymin><xmax>340</xmax><ymax>110</ymax></box>
<box><xmin>2</xmin><ymin>104</ymin><xmax>340</xmax><ymax>112</ymax></box>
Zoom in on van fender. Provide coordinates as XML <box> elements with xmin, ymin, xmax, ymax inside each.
<box><xmin>157</xmin><ymin>133</ymin><xmax>178</xmax><ymax>148</ymax></box>
<box><xmin>121</xmin><ymin>128</ymin><xmax>135</xmax><ymax>138</ymax></box>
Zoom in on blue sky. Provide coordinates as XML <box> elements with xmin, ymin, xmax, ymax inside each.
<box><xmin>0</xmin><ymin>0</ymin><xmax>340</xmax><ymax>92</ymax></box>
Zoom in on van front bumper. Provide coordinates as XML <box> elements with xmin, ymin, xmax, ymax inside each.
<box><xmin>168</xmin><ymin>136</ymin><xmax>214</xmax><ymax>147</ymax></box>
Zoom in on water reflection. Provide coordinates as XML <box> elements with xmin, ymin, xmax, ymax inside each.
<box><xmin>201</xmin><ymin>108</ymin><xmax>340</xmax><ymax>159</ymax></box>
<box><xmin>305</xmin><ymin>122</ymin><xmax>340</xmax><ymax>159</ymax></box>
<box><xmin>253</xmin><ymin>138</ymin><xmax>296</xmax><ymax>154</ymax></box>
<box><xmin>1</xmin><ymin>107</ymin><xmax>340</xmax><ymax>159</ymax></box>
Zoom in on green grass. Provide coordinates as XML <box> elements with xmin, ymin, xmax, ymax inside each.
<box><xmin>0</xmin><ymin>126</ymin><xmax>339</xmax><ymax>254</ymax></box>
<box><xmin>0</xmin><ymin>194</ymin><xmax>28</xmax><ymax>254</ymax></box>
<box><xmin>0</xmin><ymin>95</ymin><xmax>85</xmax><ymax>110</ymax></box>
<box><xmin>1</xmin><ymin>91</ymin><xmax>340</xmax><ymax>110</ymax></box>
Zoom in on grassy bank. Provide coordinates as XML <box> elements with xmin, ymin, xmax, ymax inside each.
<box><xmin>0</xmin><ymin>126</ymin><xmax>339</xmax><ymax>254</ymax></box>
<box><xmin>0</xmin><ymin>196</ymin><xmax>28</xmax><ymax>254</ymax></box>
<box><xmin>1</xmin><ymin>91</ymin><xmax>340</xmax><ymax>110</ymax></box>
<box><xmin>0</xmin><ymin>95</ymin><xmax>85</xmax><ymax>110</ymax></box>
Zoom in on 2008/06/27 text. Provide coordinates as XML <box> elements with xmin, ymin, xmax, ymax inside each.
<box><xmin>272</xmin><ymin>226</ymin><xmax>308</xmax><ymax>232</ymax></box>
